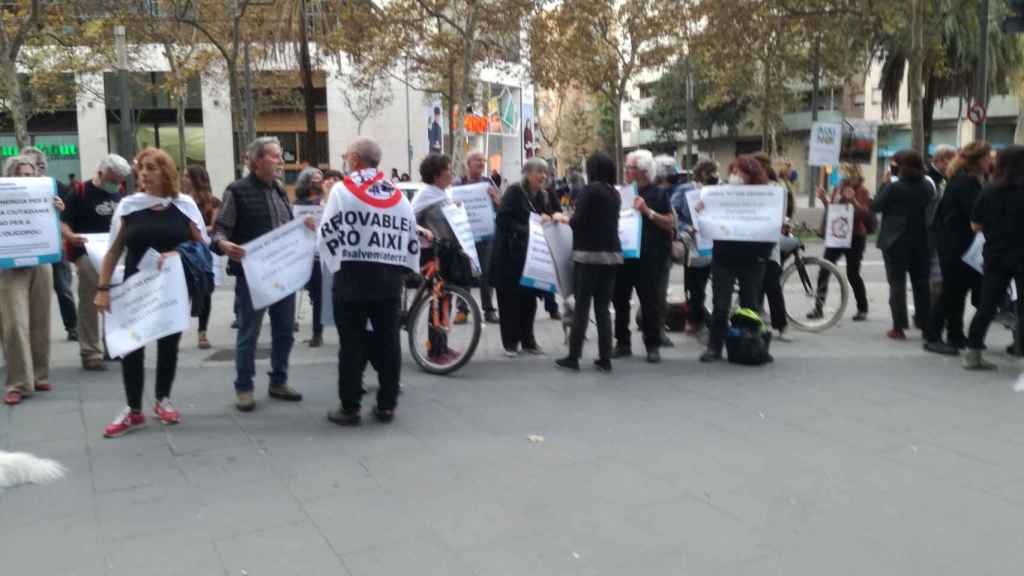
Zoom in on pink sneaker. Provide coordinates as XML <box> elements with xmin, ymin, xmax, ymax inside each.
<box><xmin>104</xmin><ymin>407</ymin><xmax>146</xmax><ymax>438</ymax></box>
<box><xmin>153</xmin><ymin>398</ymin><xmax>181</xmax><ymax>425</ymax></box>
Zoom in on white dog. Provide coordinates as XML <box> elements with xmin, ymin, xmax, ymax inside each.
<box><xmin>0</xmin><ymin>451</ymin><xmax>65</xmax><ymax>491</ymax></box>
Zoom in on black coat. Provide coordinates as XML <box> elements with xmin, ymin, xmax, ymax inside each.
<box><xmin>936</xmin><ymin>171</ymin><xmax>984</xmax><ymax>262</ymax></box>
<box><xmin>872</xmin><ymin>177</ymin><xmax>935</xmax><ymax>251</ymax></box>
<box><xmin>570</xmin><ymin>182</ymin><xmax>621</xmax><ymax>258</ymax></box>
<box><xmin>490</xmin><ymin>183</ymin><xmax>558</xmax><ymax>290</ymax></box>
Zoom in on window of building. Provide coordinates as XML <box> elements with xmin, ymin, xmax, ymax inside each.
<box><xmin>622</xmin><ymin>120</ymin><xmax>632</xmax><ymax>133</ymax></box>
<box><xmin>638</xmin><ymin>82</ymin><xmax>656</xmax><ymax>99</ymax></box>
<box><xmin>639</xmin><ymin>116</ymin><xmax>653</xmax><ymax>131</ymax></box>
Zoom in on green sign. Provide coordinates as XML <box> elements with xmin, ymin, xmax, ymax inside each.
<box><xmin>0</xmin><ymin>144</ymin><xmax>78</xmax><ymax>159</ymax></box>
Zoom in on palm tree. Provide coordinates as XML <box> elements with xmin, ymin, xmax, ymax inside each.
<box><xmin>877</xmin><ymin>0</ymin><xmax>1023</xmax><ymax>151</ymax></box>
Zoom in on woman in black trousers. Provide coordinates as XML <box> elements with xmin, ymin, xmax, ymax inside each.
<box><xmin>962</xmin><ymin>146</ymin><xmax>1024</xmax><ymax>370</ymax></box>
<box><xmin>555</xmin><ymin>152</ymin><xmax>622</xmax><ymax>372</ymax></box>
<box><xmin>491</xmin><ymin>157</ymin><xmax>561</xmax><ymax>357</ymax></box>
<box><xmin>871</xmin><ymin>149</ymin><xmax>934</xmax><ymax>340</ymax></box>
<box><xmin>923</xmin><ymin>141</ymin><xmax>990</xmax><ymax>355</ymax></box>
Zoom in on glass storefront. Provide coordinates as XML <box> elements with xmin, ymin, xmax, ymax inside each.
<box><xmin>0</xmin><ymin>133</ymin><xmax>81</xmax><ymax>183</ymax></box>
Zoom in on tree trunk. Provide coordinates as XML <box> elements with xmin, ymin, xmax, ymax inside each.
<box><xmin>612</xmin><ymin>97</ymin><xmax>623</xmax><ymax>183</ymax></box>
<box><xmin>176</xmin><ymin>92</ymin><xmax>187</xmax><ymax>169</ymax></box>
<box><xmin>226</xmin><ymin>60</ymin><xmax>244</xmax><ymax>175</ymax></box>
<box><xmin>923</xmin><ymin>77</ymin><xmax>938</xmax><ymax>153</ymax></box>
<box><xmin>909</xmin><ymin>0</ymin><xmax>926</xmax><ymax>152</ymax></box>
<box><xmin>1016</xmin><ymin>95</ymin><xmax>1024</xmax><ymax>144</ymax></box>
<box><xmin>298</xmin><ymin>0</ymin><xmax>319</xmax><ymax>166</ymax></box>
<box><xmin>1</xmin><ymin>55</ymin><xmax>30</xmax><ymax>148</ymax></box>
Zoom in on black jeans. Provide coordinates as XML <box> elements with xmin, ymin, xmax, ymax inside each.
<box><xmin>761</xmin><ymin>260</ymin><xmax>788</xmax><ymax>331</ymax></box>
<box><xmin>685</xmin><ymin>265</ymin><xmax>711</xmax><ymax>329</ymax></box>
<box><xmin>882</xmin><ymin>240</ymin><xmax>931</xmax><ymax>331</ymax></box>
<box><xmin>568</xmin><ymin>263</ymin><xmax>616</xmax><ymax>361</ymax></box>
<box><xmin>308</xmin><ymin>262</ymin><xmax>324</xmax><ymax>337</ymax></box>
<box><xmin>52</xmin><ymin>261</ymin><xmax>77</xmax><ymax>332</ymax></box>
<box><xmin>708</xmin><ymin>260</ymin><xmax>766</xmax><ymax>354</ymax></box>
<box><xmin>198</xmin><ymin>291</ymin><xmax>212</xmax><ymax>332</ymax></box>
<box><xmin>819</xmin><ymin>235</ymin><xmax>868</xmax><ymax>314</ymax></box>
<box><xmin>496</xmin><ymin>286</ymin><xmax>539</xmax><ymax>351</ymax></box>
<box><xmin>122</xmin><ymin>332</ymin><xmax>182</xmax><ymax>411</ymax></box>
<box><xmin>335</xmin><ymin>298</ymin><xmax>401</xmax><ymax>412</ymax></box>
<box><xmin>613</xmin><ymin>258</ymin><xmax>667</xmax><ymax>351</ymax></box>
<box><xmin>925</xmin><ymin>257</ymin><xmax>981</xmax><ymax>344</ymax></box>
<box><xmin>967</xmin><ymin>256</ymin><xmax>1024</xmax><ymax>350</ymax></box>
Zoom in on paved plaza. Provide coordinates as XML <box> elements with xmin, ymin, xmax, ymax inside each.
<box><xmin>3</xmin><ymin>245</ymin><xmax>1024</xmax><ymax>575</ymax></box>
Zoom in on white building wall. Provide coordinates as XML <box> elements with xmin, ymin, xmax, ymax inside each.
<box><xmin>75</xmin><ymin>73</ymin><xmax>108</xmax><ymax>179</ymax></box>
<box><xmin>200</xmin><ymin>73</ymin><xmax>236</xmax><ymax>196</ymax></box>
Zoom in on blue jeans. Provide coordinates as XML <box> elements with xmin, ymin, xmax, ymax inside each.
<box><xmin>234</xmin><ymin>271</ymin><xmax>295</xmax><ymax>392</ymax></box>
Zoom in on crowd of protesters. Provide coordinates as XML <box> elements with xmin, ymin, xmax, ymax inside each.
<box><xmin>3</xmin><ymin>136</ymin><xmax>1023</xmax><ymax>437</ymax></box>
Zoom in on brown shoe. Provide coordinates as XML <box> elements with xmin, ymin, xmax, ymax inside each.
<box><xmin>82</xmin><ymin>358</ymin><xmax>107</xmax><ymax>371</ymax></box>
<box><xmin>197</xmin><ymin>332</ymin><xmax>211</xmax><ymax>350</ymax></box>
<box><xmin>236</xmin><ymin>391</ymin><xmax>255</xmax><ymax>412</ymax></box>
<box><xmin>269</xmin><ymin>384</ymin><xmax>303</xmax><ymax>402</ymax></box>
<box><xmin>307</xmin><ymin>334</ymin><xmax>323</xmax><ymax>348</ymax></box>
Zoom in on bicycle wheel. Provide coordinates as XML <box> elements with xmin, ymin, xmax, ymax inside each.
<box><xmin>782</xmin><ymin>256</ymin><xmax>848</xmax><ymax>332</ymax></box>
<box><xmin>407</xmin><ymin>283</ymin><xmax>482</xmax><ymax>375</ymax></box>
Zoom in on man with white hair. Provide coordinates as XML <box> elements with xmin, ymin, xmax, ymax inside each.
<box><xmin>61</xmin><ymin>153</ymin><xmax>131</xmax><ymax>371</ymax></box>
<box><xmin>453</xmin><ymin>150</ymin><xmax>501</xmax><ymax>324</ymax></box>
<box><xmin>23</xmin><ymin>146</ymin><xmax>78</xmax><ymax>342</ymax></box>
<box><xmin>613</xmin><ymin>149</ymin><xmax>676</xmax><ymax>363</ymax></box>
<box><xmin>320</xmin><ymin>137</ymin><xmax>421</xmax><ymax>426</ymax></box>
<box><xmin>213</xmin><ymin>136</ymin><xmax>313</xmax><ymax>412</ymax></box>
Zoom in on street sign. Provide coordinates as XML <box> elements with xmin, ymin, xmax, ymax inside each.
<box><xmin>967</xmin><ymin>102</ymin><xmax>987</xmax><ymax>124</ymax></box>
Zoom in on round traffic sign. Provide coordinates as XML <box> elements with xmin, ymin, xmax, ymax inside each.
<box><xmin>967</xmin><ymin>102</ymin><xmax>987</xmax><ymax>124</ymax></box>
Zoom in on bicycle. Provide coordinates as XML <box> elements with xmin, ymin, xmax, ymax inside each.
<box><xmin>401</xmin><ymin>257</ymin><xmax>482</xmax><ymax>375</ymax></box>
<box><xmin>780</xmin><ymin>236</ymin><xmax>849</xmax><ymax>332</ymax></box>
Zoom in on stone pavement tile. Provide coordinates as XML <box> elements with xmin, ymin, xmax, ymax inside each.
<box><xmin>878</xmin><ymin>441</ymin><xmax>1019</xmax><ymax>493</ymax></box>
<box><xmin>215</xmin><ymin>521</ymin><xmax>351</xmax><ymax>576</ymax></box>
<box><xmin>193</xmin><ymin>478</ymin><xmax>308</xmax><ymax>540</ymax></box>
<box><xmin>104</xmin><ymin>529</ymin><xmax>225</xmax><ymax>576</ymax></box>
<box><xmin>164</xmin><ymin>414</ymin><xmax>252</xmax><ymax>456</ymax></box>
<box><xmin>5</xmin><ymin>397</ymin><xmax>88</xmax><ymax>445</ymax></box>
<box><xmin>95</xmin><ymin>482</ymin><xmax>201</xmax><ymax>542</ymax></box>
<box><xmin>174</xmin><ymin>443</ymin><xmax>277</xmax><ymax>491</ymax></box>
<box><xmin>305</xmin><ymin>487</ymin><xmax>433</xmax><ymax>556</ymax></box>
<box><xmin>341</xmin><ymin>530</ymin><xmax>475</xmax><ymax>576</ymax></box>
<box><xmin>0</xmin><ymin>444</ymin><xmax>95</xmax><ymax>530</ymax></box>
<box><xmin>458</xmin><ymin>530</ymin><xmax>591</xmax><ymax>576</ymax></box>
<box><xmin>280</xmin><ymin>450</ymin><xmax>381</xmax><ymax>506</ymax></box>
<box><xmin>90</xmin><ymin>443</ymin><xmax>184</xmax><ymax>494</ymax></box>
<box><xmin>0</xmin><ymin>513</ymin><xmax>107</xmax><ymax>576</ymax></box>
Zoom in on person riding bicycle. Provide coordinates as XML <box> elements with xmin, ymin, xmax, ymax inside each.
<box><xmin>410</xmin><ymin>153</ymin><xmax>467</xmax><ymax>365</ymax></box>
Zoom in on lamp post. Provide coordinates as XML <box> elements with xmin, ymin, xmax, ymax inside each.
<box><xmin>114</xmin><ymin>25</ymin><xmax>135</xmax><ymax>188</ymax></box>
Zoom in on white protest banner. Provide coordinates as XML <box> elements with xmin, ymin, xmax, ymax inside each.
<box><xmin>0</xmin><ymin>177</ymin><xmax>62</xmax><ymax>269</ymax></box>
<box><xmin>319</xmin><ymin>261</ymin><xmax>334</xmax><ymax>326</ymax></box>
<box><xmin>241</xmin><ymin>218</ymin><xmax>317</xmax><ymax>310</ymax></box>
<box><xmin>685</xmin><ymin>188</ymin><xmax>712</xmax><ymax>257</ymax></box>
<box><xmin>696</xmin><ymin>185</ymin><xmax>786</xmax><ymax>243</ymax></box>
<box><xmin>962</xmin><ymin>233</ymin><xmax>984</xmax><ymax>274</ymax></box>
<box><xmin>543</xmin><ymin>221</ymin><xmax>574</xmax><ymax>296</ymax></box>
<box><xmin>618</xmin><ymin>209</ymin><xmax>643</xmax><ymax>259</ymax></box>
<box><xmin>318</xmin><ymin>170</ymin><xmax>420</xmax><ymax>274</ymax></box>
<box><xmin>449</xmin><ymin>183</ymin><xmax>496</xmax><ymax>240</ymax></box>
<box><xmin>441</xmin><ymin>203</ymin><xmax>481</xmax><ymax>275</ymax></box>
<box><xmin>104</xmin><ymin>256</ymin><xmax>190</xmax><ymax>358</ymax></box>
<box><xmin>824</xmin><ymin>203</ymin><xmax>854</xmax><ymax>249</ymax></box>
<box><xmin>212</xmin><ymin>254</ymin><xmax>227</xmax><ymax>287</ymax></box>
<box><xmin>292</xmin><ymin>204</ymin><xmax>324</xmax><ymax>224</ymax></box>
<box><xmin>80</xmin><ymin>232</ymin><xmax>125</xmax><ymax>285</ymax></box>
<box><xmin>520</xmin><ymin>213</ymin><xmax>558</xmax><ymax>293</ymax></box>
<box><xmin>809</xmin><ymin>122</ymin><xmax>842</xmax><ymax>167</ymax></box>
<box><xmin>617</xmin><ymin>184</ymin><xmax>636</xmax><ymax>210</ymax></box>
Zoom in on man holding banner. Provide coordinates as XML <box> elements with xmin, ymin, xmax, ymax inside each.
<box><xmin>612</xmin><ymin>150</ymin><xmax>675</xmax><ymax>364</ymax></box>
<box><xmin>319</xmin><ymin>138</ymin><xmax>420</xmax><ymax>426</ymax></box>
<box><xmin>213</xmin><ymin>137</ymin><xmax>314</xmax><ymax>412</ymax></box>
<box><xmin>452</xmin><ymin>150</ymin><xmax>501</xmax><ymax>324</ymax></box>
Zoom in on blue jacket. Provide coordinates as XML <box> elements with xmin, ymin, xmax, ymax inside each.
<box><xmin>176</xmin><ymin>240</ymin><xmax>214</xmax><ymax>317</ymax></box>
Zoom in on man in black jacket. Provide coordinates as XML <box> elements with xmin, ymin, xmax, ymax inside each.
<box><xmin>613</xmin><ymin>150</ymin><xmax>675</xmax><ymax>363</ymax></box>
<box><xmin>213</xmin><ymin>137</ymin><xmax>314</xmax><ymax>412</ymax></box>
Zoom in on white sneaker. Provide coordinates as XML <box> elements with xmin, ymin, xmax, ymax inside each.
<box><xmin>503</xmin><ymin>348</ymin><xmax>518</xmax><ymax>357</ymax></box>
<box><xmin>773</xmin><ymin>329</ymin><xmax>793</xmax><ymax>343</ymax></box>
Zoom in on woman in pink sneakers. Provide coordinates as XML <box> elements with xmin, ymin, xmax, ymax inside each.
<box><xmin>94</xmin><ymin>148</ymin><xmax>207</xmax><ymax>438</ymax></box>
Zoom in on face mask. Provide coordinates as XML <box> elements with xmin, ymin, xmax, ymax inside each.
<box><xmin>728</xmin><ymin>174</ymin><xmax>745</xmax><ymax>185</ymax></box>
<box><xmin>101</xmin><ymin>181</ymin><xmax>120</xmax><ymax>195</ymax></box>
